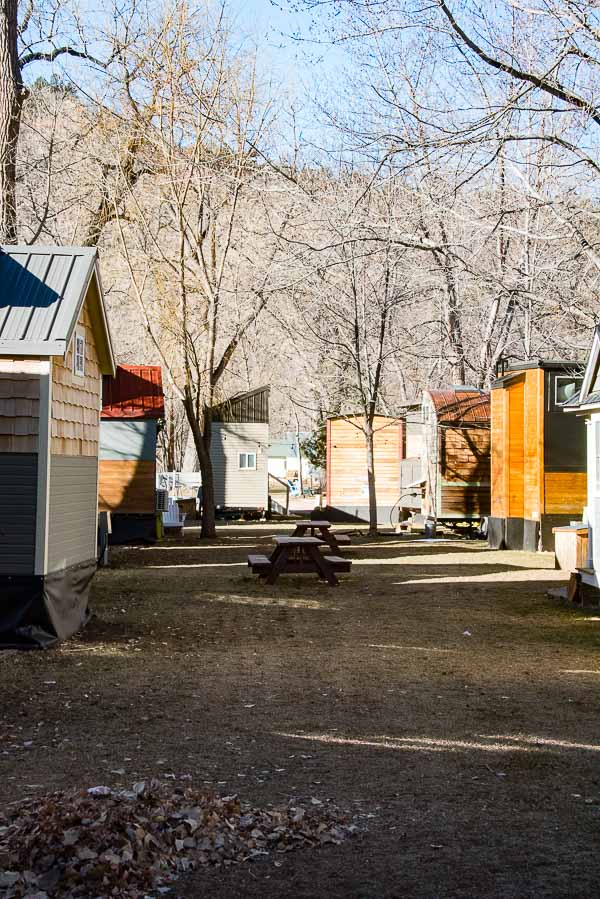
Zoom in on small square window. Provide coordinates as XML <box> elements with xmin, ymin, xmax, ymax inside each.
<box><xmin>239</xmin><ymin>452</ymin><xmax>256</xmax><ymax>470</ymax></box>
<box><xmin>74</xmin><ymin>331</ymin><xmax>85</xmax><ymax>377</ymax></box>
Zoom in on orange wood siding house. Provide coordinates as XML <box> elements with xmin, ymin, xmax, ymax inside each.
<box><xmin>489</xmin><ymin>361</ymin><xmax>586</xmax><ymax>551</ymax></box>
<box><xmin>0</xmin><ymin>245</ymin><xmax>115</xmax><ymax>648</ymax></box>
<box><xmin>421</xmin><ymin>388</ymin><xmax>491</xmax><ymax>522</ymax></box>
<box><xmin>326</xmin><ymin>415</ymin><xmax>406</xmax><ymax>524</ymax></box>
<box><xmin>99</xmin><ymin>365</ymin><xmax>164</xmax><ymax>543</ymax></box>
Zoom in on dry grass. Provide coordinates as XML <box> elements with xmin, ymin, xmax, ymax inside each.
<box><xmin>1</xmin><ymin>524</ymin><xmax>600</xmax><ymax>898</ymax></box>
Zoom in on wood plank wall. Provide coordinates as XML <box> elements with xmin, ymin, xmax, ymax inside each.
<box><xmin>524</xmin><ymin>368</ymin><xmax>544</xmax><ymax>521</ymax></box>
<box><xmin>327</xmin><ymin>416</ymin><xmax>401</xmax><ymax>506</ymax></box>
<box><xmin>490</xmin><ymin>367</ymin><xmax>585</xmax><ymax>523</ymax></box>
<box><xmin>491</xmin><ymin>371</ymin><xmax>543</xmax><ymax>521</ymax></box>
<box><xmin>440</xmin><ymin>425</ymin><xmax>491</xmax><ymax>517</ymax></box>
<box><xmin>508</xmin><ymin>379</ymin><xmax>525</xmax><ymax>518</ymax></box>
<box><xmin>490</xmin><ymin>387</ymin><xmax>506</xmax><ymax>518</ymax></box>
<box><xmin>544</xmin><ymin>471</ymin><xmax>587</xmax><ymax>515</ymax></box>
<box><xmin>98</xmin><ymin>460</ymin><xmax>156</xmax><ymax>513</ymax></box>
<box><xmin>51</xmin><ymin>299</ymin><xmax>102</xmax><ymax>457</ymax></box>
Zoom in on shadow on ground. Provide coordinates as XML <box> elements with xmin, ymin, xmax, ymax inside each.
<box><xmin>1</xmin><ymin>524</ymin><xmax>599</xmax><ymax>898</ymax></box>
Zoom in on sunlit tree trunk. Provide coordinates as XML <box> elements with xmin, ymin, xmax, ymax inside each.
<box><xmin>0</xmin><ymin>0</ymin><xmax>21</xmax><ymax>243</ymax></box>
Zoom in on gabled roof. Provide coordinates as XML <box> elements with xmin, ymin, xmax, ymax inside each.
<box><xmin>0</xmin><ymin>245</ymin><xmax>115</xmax><ymax>373</ymax></box>
<box><xmin>424</xmin><ymin>388</ymin><xmax>490</xmax><ymax>425</ymax></box>
<box><xmin>565</xmin><ymin>325</ymin><xmax>600</xmax><ymax>412</ymax></box>
<box><xmin>102</xmin><ymin>365</ymin><xmax>164</xmax><ymax>419</ymax></box>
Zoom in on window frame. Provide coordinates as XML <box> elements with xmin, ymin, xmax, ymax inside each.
<box><xmin>554</xmin><ymin>374</ymin><xmax>582</xmax><ymax>407</ymax></box>
<box><xmin>73</xmin><ymin>329</ymin><xmax>86</xmax><ymax>378</ymax></box>
<box><xmin>239</xmin><ymin>451</ymin><xmax>257</xmax><ymax>470</ymax></box>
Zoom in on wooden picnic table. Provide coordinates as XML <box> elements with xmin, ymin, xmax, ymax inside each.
<box><xmin>248</xmin><ymin>535</ymin><xmax>351</xmax><ymax>586</ymax></box>
<box><xmin>291</xmin><ymin>520</ymin><xmax>351</xmax><ymax>553</ymax></box>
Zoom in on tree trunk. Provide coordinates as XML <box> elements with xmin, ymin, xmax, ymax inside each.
<box><xmin>0</xmin><ymin>0</ymin><xmax>22</xmax><ymax>243</ymax></box>
<box><xmin>183</xmin><ymin>395</ymin><xmax>217</xmax><ymax>539</ymax></box>
<box><xmin>295</xmin><ymin>412</ymin><xmax>304</xmax><ymax>496</ymax></box>
<box><xmin>365</xmin><ymin>420</ymin><xmax>378</xmax><ymax>536</ymax></box>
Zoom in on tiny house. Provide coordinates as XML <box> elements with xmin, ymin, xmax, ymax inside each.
<box><xmin>210</xmin><ymin>386</ymin><xmax>269</xmax><ymax>513</ymax></box>
<box><xmin>325</xmin><ymin>414</ymin><xmax>422</xmax><ymax>525</ymax></box>
<box><xmin>99</xmin><ymin>365</ymin><xmax>165</xmax><ymax>543</ymax></box>
<box><xmin>489</xmin><ymin>361</ymin><xmax>586</xmax><ymax>552</ymax></box>
<box><xmin>561</xmin><ymin>330</ymin><xmax>600</xmax><ymax>596</ymax></box>
<box><xmin>0</xmin><ymin>245</ymin><xmax>115</xmax><ymax>647</ymax></box>
<box><xmin>421</xmin><ymin>388</ymin><xmax>491</xmax><ymax>523</ymax></box>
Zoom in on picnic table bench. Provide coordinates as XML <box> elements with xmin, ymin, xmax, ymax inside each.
<box><xmin>248</xmin><ymin>535</ymin><xmax>351</xmax><ymax>586</ymax></box>
<box><xmin>291</xmin><ymin>520</ymin><xmax>351</xmax><ymax>553</ymax></box>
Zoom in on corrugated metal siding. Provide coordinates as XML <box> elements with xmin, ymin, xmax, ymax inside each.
<box><xmin>0</xmin><ymin>247</ymin><xmax>96</xmax><ymax>345</ymax></box>
<box><xmin>47</xmin><ymin>455</ymin><xmax>98</xmax><ymax>572</ymax></box>
<box><xmin>212</xmin><ymin>387</ymin><xmax>269</xmax><ymax>424</ymax></box>
<box><xmin>100</xmin><ymin>420</ymin><xmax>157</xmax><ymax>461</ymax></box>
<box><xmin>102</xmin><ymin>365</ymin><xmax>164</xmax><ymax>419</ymax></box>
<box><xmin>210</xmin><ymin>423</ymin><xmax>268</xmax><ymax>507</ymax></box>
<box><xmin>426</xmin><ymin>389</ymin><xmax>490</xmax><ymax>425</ymax></box>
<box><xmin>0</xmin><ymin>453</ymin><xmax>37</xmax><ymax>574</ymax></box>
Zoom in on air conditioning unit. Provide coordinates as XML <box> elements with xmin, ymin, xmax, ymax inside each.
<box><xmin>155</xmin><ymin>489</ymin><xmax>169</xmax><ymax>512</ymax></box>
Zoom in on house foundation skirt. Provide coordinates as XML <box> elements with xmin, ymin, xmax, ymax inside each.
<box><xmin>488</xmin><ymin>515</ymin><xmax>578</xmax><ymax>553</ymax></box>
<box><xmin>0</xmin><ymin>558</ymin><xmax>96</xmax><ymax>649</ymax></box>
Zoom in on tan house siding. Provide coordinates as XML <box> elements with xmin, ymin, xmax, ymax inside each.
<box><xmin>0</xmin><ymin>360</ymin><xmax>41</xmax><ymax>453</ymax></box>
<box><xmin>46</xmin><ymin>455</ymin><xmax>99</xmax><ymax>572</ymax></box>
<box><xmin>51</xmin><ymin>299</ymin><xmax>102</xmax><ymax>457</ymax></box>
<box><xmin>210</xmin><ymin>422</ymin><xmax>269</xmax><ymax>508</ymax></box>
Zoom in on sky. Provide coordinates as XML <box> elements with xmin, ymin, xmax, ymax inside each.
<box><xmin>227</xmin><ymin>0</ymin><xmax>341</xmax><ymax>81</ymax></box>
<box><xmin>25</xmin><ymin>0</ymin><xmax>350</xmax><ymax>157</ymax></box>
<box><xmin>223</xmin><ymin>0</ymin><xmax>354</xmax><ymax>156</ymax></box>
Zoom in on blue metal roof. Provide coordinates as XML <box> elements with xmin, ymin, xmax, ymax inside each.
<box><xmin>0</xmin><ymin>246</ymin><xmax>114</xmax><ymax>371</ymax></box>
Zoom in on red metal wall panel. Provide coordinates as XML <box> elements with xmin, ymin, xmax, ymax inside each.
<box><xmin>102</xmin><ymin>365</ymin><xmax>164</xmax><ymax>419</ymax></box>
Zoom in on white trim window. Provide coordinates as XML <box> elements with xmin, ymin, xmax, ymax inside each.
<box><xmin>239</xmin><ymin>452</ymin><xmax>257</xmax><ymax>470</ymax></box>
<box><xmin>74</xmin><ymin>330</ymin><xmax>85</xmax><ymax>377</ymax></box>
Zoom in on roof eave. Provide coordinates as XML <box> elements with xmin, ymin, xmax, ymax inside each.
<box><xmin>0</xmin><ymin>339</ymin><xmax>66</xmax><ymax>356</ymax></box>
<box><xmin>92</xmin><ymin>263</ymin><xmax>116</xmax><ymax>375</ymax></box>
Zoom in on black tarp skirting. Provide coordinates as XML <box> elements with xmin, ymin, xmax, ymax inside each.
<box><xmin>0</xmin><ymin>558</ymin><xmax>96</xmax><ymax>649</ymax></box>
<box><xmin>108</xmin><ymin>514</ymin><xmax>157</xmax><ymax>545</ymax></box>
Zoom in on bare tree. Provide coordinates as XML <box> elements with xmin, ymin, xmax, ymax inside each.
<box><xmin>109</xmin><ymin>1</ymin><xmax>294</xmax><ymax>537</ymax></box>
<box><xmin>0</xmin><ymin>0</ymin><xmax>120</xmax><ymax>242</ymax></box>
<box><xmin>281</xmin><ymin>171</ymin><xmax>422</xmax><ymax>534</ymax></box>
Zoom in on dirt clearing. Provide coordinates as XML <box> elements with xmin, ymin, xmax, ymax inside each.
<box><xmin>1</xmin><ymin>524</ymin><xmax>600</xmax><ymax>898</ymax></box>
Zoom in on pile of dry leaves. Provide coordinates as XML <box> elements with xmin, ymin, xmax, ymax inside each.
<box><xmin>0</xmin><ymin>780</ymin><xmax>355</xmax><ymax>898</ymax></box>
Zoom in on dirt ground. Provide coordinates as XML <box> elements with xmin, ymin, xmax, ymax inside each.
<box><xmin>2</xmin><ymin>523</ymin><xmax>600</xmax><ymax>898</ymax></box>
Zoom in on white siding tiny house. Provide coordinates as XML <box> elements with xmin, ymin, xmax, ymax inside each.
<box><xmin>211</xmin><ymin>422</ymin><xmax>269</xmax><ymax>510</ymax></box>
<box><xmin>210</xmin><ymin>387</ymin><xmax>269</xmax><ymax>512</ymax></box>
<box><xmin>564</xmin><ymin>326</ymin><xmax>600</xmax><ymax>597</ymax></box>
